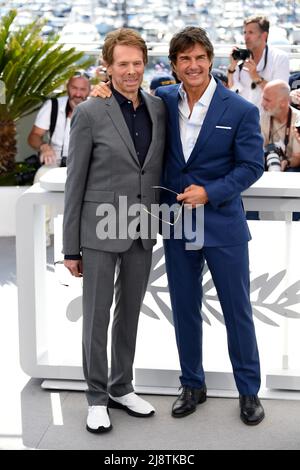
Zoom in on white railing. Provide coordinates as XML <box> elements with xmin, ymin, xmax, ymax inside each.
<box><xmin>70</xmin><ymin>43</ymin><xmax>300</xmax><ymax>72</ymax></box>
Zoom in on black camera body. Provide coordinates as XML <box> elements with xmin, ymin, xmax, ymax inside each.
<box><xmin>24</xmin><ymin>154</ymin><xmax>41</xmax><ymax>170</ymax></box>
<box><xmin>232</xmin><ymin>48</ymin><xmax>251</xmax><ymax>61</ymax></box>
<box><xmin>14</xmin><ymin>169</ymin><xmax>36</xmax><ymax>186</ymax></box>
<box><xmin>264</xmin><ymin>143</ymin><xmax>284</xmax><ymax>172</ymax></box>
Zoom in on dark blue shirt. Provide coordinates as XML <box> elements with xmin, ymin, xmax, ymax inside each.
<box><xmin>112</xmin><ymin>85</ymin><xmax>152</xmax><ymax>167</ymax></box>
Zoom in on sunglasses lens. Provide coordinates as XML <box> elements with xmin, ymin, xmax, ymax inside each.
<box><xmin>74</xmin><ymin>71</ymin><xmax>89</xmax><ymax>79</ymax></box>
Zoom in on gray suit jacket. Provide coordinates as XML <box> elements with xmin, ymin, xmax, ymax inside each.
<box><xmin>63</xmin><ymin>91</ymin><xmax>166</xmax><ymax>254</ymax></box>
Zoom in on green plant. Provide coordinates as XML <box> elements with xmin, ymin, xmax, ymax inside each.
<box><xmin>0</xmin><ymin>161</ymin><xmax>36</xmax><ymax>186</ymax></box>
<box><xmin>0</xmin><ymin>9</ymin><xmax>94</xmax><ymax>179</ymax></box>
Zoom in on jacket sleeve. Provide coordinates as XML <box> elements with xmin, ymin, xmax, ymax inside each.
<box><xmin>63</xmin><ymin>105</ymin><xmax>93</xmax><ymax>255</ymax></box>
<box><xmin>204</xmin><ymin>105</ymin><xmax>264</xmax><ymax>209</ymax></box>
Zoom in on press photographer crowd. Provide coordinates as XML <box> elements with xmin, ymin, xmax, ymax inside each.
<box><xmin>227</xmin><ymin>15</ymin><xmax>300</xmax><ymax>174</ymax></box>
<box><xmin>25</xmin><ymin>14</ymin><xmax>300</xmax><ymax>187</ymax></box>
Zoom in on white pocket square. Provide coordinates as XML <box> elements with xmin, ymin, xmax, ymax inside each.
<box><xmin>215</xmin><ymin>125</ymin><xmax>232</xmax><ymax>129</ymax></box>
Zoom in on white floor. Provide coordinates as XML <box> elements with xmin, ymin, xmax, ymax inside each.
<box><xmin>0</xmin><ymin>278</ymin><xmax>29</xmax><ymax>449</ymax></box>
<box><xmin>1</xmin><ymin>236</ymin><xmax>300</xmax><ymax>450</ymax></box>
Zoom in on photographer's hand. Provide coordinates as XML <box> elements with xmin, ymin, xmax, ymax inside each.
<box><xmin>289</xmin><ymin>152</ymin><xmax>300</xmax><ymax>168</ymax></box>
<box><xmin>293</xmin><ymin>126</ymin><xmax>300</xmax><ymax>144</ymax></box>
<box><xmin>242</xmin><ymin>58</ymin><xmax>259</xmax><ymax>81</ymax></box>
<box><xmin>227</xmin><ymin>48</ymin><xmax>239</xmax><ymax>87</ymax></box>
<box><xmin>281</xmin><ymin>159</ymin><xmax>289</xmax><ymax>171</ymax></box>
<box><xmin>39</xmin><ymin>143</ymin><xmax>56</xmax><ymax>166</ymax></box>
<box><xmin>229</xmin><ymin>48</ymin><xmax>239</xmax><ymax>69</ymax></box>
<box><xmin>290</xmin><ymin>89</ymin><xmax>300</xmax><ymax>106</ymax></box>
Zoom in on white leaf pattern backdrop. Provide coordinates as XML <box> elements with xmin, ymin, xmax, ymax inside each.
<box><xmin>46</xmin><ymin>220</ymin><xmax>300</xmax><ymax>384</ymax></box>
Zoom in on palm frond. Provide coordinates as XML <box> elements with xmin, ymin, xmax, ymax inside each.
<box><xmin>0</xmin><ymin>10</ymin><xmax>17</xmax><ymax>70</ymax></box>
<box><xmin>0</xmin><ymin>9</ymin><xmax>94</xmax><ymax>122</ymax></box>
<box><xmin>0</xmin><ymin>9</ymin><xmax>95</xmax><ymax>174</ymax></box>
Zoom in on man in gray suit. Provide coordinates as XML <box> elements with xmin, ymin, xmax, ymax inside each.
<box><xmin>63</xmin><ymin>28</ymin><xmax>165</xmax><ymax>434</ymax></box>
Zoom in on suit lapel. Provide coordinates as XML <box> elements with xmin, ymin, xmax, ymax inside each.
<box><xmin>105</xmin><ymin>96</ymin><xmax>140</xmax><ymax>166</ymax></box>
<box><xmin>169</xmin><ymin>86</ymin><xmax>185</xmax><ymax>163</ymax></box>
<box><xmin>140</xmin><ymin>90</ymin><xmax>158</xmax><ymax>168</ymax></box>
<box><xmin>187</xmin><ymin>83</ymin><xmax>229</xmax><ymax>165</ymax></box>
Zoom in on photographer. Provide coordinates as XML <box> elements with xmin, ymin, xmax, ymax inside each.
<box><xmin>27</xmin><ymin>72</ymin><xmax>91</xmax><ymax>245</ymax></box>
<box><xmin>227</xmin><ymin>16</ymin><xmax>289</xmax><ymax>110</ymax></box>
<box><xmin>28</xmin><ymin>72</ymin><xmax>91</xmax><ymax>169</ymax></box>
<box><xmin>261</xmin><ymin>80</ymin><xmax>300</xmax><ymax>172</ymax></box>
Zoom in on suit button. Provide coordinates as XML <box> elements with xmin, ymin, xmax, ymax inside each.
<box><xmin>137</xmin><ymin>194</ymin><xmax>141</xmax><ymax>199</ymax></box>
<box><xmin>182</xmin><ymin>169</ymin><xmax>188</xmax><ymax>174</ymax></box>
<box><xmin>141</xmin><ymin>170</ymin><xmax>145</xmax><ymax>175</ymax></box>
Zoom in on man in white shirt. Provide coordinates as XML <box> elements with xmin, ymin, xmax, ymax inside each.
<box><xmin>177</xmin><ymin>75</ymin><xmax>217</xmax><ymax>162</ymax></box>
<box><xmin>28</xmin><ymin>72</ymin><xmax>91</xmax><ymax>168</ymax></box>
<box><xmin>227</xmin><ymin>16</ymin><xmax>289</xmax><ymax>111</ymax></box>
<box><xmin>156</xmin><ymin>27</ymin><xmax>265</xmax><ymax>426</ymax></box>
<box><xmin>27</xmin><ymin>72</ymin><xmax>90</xmax><ymax>244</ymax></box>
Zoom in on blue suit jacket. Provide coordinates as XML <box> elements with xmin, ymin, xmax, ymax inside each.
<box><xmin>156</xmin><ymin>81</ymin><xmax>264</xmax><ymax>247</ymax></box>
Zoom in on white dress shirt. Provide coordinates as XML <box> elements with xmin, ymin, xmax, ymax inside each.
<box><xmin>34</xmin><ymin>96</ymin><xmax>71</xmax><ymax>164</ymax></box>
<box><xmin>231</xmin><ymin>46</ymin><xmax>289</xmax><ymax>111</ymax></box>
<box><xmin>178</xmin><ymin>76</ymin><xmax>217</xmax><ymax>162</ymax></box>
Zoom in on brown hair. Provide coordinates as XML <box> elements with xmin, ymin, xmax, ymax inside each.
<box><xmin>168</xmin><ymin>27</ymin><xmax>214</xmax><ymax>67</ymax></box>
<box><xmin>102</xmin><ymin>28</ymin><xmax>148</xmax><ymax>66</ymax></box>
<box><xmin>244</xmin><ymin>16</ymin><xmax>269</xmax><ymax>34</ymax></box>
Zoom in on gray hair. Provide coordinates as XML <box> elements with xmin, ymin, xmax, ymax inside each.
<box><xmin>265</xmin><ymin>80</ymin><xmax>290</xmax><ymax>99</ymax></box>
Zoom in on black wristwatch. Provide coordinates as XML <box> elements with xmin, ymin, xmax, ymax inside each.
<box><xmin>251</xmin><ymin>77</ymin><xmax>264</xmax><ymax>89</ymax></box>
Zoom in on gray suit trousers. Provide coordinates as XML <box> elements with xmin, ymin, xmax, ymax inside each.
<box><xmin>82</xmin><ymin>239</ymin><xmax>152</xmax><ymax>405</ymax></box>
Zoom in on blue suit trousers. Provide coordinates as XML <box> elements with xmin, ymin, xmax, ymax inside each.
<box><xmin>163</xmin><ymin>238</ymin><xmax>261</xmax><ymax>395</ymax></box>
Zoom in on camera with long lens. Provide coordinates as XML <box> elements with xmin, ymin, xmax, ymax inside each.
<box><xmin>232</xmin><ymin>48</ymin><xmax>251</xmax><ymax>61</ymax></box>
<box><xmin>264</xmin><ymin>143</ymin><xmax>284</xmax><ymax>172</ymax></box>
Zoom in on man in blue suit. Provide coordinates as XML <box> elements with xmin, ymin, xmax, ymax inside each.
<box><xmin>155</xmin><ymin>27</ymin><xmax>265</xmax><ymax>425</ymax></box>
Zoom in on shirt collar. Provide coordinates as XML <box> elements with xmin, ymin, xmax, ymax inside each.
<box><xmin>111</xmin><ymin>84</ymin><xmax>144</xmax><ymax>106</ymax></box>
<box><xmin>178</xmin><ymin>75</ymin><xmax>217</xmax><ymax>107</ymax></box>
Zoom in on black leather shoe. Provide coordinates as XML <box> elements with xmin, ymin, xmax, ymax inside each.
<box><xmin>239</xmin><ymin>395</ymin><xmax>265</xmax><ymax>425</ymax></box>
<box><xmin>172</xmin><ymin>385</ymin><xmax>207</xmax><ymax>418</ymax></box>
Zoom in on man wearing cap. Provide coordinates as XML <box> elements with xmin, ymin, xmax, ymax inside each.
<box><xmin>149</xmin><ymin>74</ymin><xmax>176</xmax><ymax>94</ymax></box>
<box><xmin>211</xmin><ymin>68</ymin><xmax>228</xmax><ymax>87</ymax></box>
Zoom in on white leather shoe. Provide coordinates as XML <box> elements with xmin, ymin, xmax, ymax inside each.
<box><xmin>108</xmin><ymin>392</ymin><xmax>155</xmax><ymax>417</ymax></box>
<box><xmin>86</xmin><ymin>406</ymin><xmax>112</xmax><ymax>433</ymax></box>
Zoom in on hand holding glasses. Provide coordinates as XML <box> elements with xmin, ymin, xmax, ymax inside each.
<box><xmin>143</xmin><ymin>185</ymin><xmax>183</xmax><ymax>226</ymax></box>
